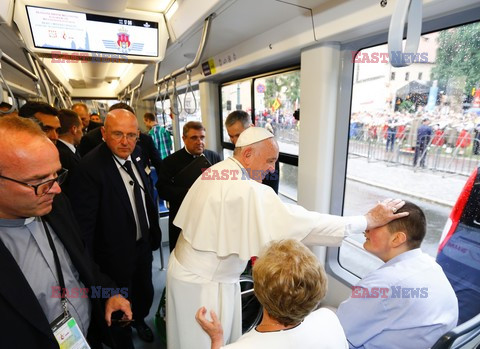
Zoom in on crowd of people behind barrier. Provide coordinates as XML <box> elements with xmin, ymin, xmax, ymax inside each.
<box><xmin>350</xmin><ymin>108</ymin><xmax>480</xmax><ymax>155</ymax></box>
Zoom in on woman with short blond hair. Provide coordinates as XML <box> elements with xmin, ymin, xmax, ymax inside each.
<box><xmin>196</xmin><ymin>239</ymin><xmax>348</xmax><ymax>349</ymax></box>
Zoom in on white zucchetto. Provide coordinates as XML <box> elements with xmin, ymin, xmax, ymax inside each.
<box><xmin>235</xmin><ymin>127</ymin><xmax>274</xmax><ymax>147</ymax></box>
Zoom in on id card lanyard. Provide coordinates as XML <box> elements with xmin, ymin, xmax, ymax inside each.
<box><xmin>42</xmin><ymin>218</ymin><xmax>68</xmax><ymax>318</ymax></box>
<box><xmin>42</xmin><ymin>218</ymin><xmax>91</xmax><ymax>349</ymax></box>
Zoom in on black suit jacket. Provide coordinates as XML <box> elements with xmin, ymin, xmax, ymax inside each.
<box><xmin>68</xmin><ymin>143</ymin><xmax>161</xmax><ymax>285</ymax></box>
<box><xmin>77</xmin><ymin>128</ymin><xmax>162</xmax><ymax>170</ymax></box>
<box><xmin>85</xmin><ymin>120</ymin><xmax>103</xmax><ymax>133</ymax></box>
<box><xmin>0</xmin><ymin>194</ymin><xmax>115</xmax><ymax>349</ymax></box>
<box><xmin>156</xmin><ymin>147</ymin><xmax>221</xmax><ymax>248</ymax></box>
<box><xmin>56</xmin><ymin>140</ymin><xmax>81</xmax><ymax>193</ymax></box>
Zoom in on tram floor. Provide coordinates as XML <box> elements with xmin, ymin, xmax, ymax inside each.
<box><xmin>132</xmin><ymin>242</ymin><xmax>169</xmax><ymax>349</ymax></box>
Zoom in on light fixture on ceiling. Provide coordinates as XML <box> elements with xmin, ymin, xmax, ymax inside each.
<box><xmin>165</xmin><ymin>0</ymin><xmax>179</xmax><ymax>20</ymax></box>
<box><xmin>109</xmin><ymin>79</ymin><xmax>119</xmax><ymax>88</ymax></box>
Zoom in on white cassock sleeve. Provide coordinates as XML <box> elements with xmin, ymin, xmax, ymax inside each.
<box><xmin>174</xmin><ymin>159</ymin><xmax>367</xmax><ymax>260</ymax></box>
<box><xmin>301</xmin><ymin>214</ymin><xmax>366</xmax><ymax>245</ymax></box>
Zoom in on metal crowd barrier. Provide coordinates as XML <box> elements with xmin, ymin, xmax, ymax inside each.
<box><xmin>348</xmin><ymin>127</ymin><xmax>480</xmax><ymax>177</ymax></box>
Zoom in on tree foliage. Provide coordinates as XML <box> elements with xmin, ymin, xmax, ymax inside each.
<box><xmin>398</xmin><ymin>99</ymin><xmax>414</xmax><ymax>112</ymax></box>
<box><xmin>264</xmin><ymin>71</ymin><xmax>300</xmax><ymax>110</ymax></box>
<box><xmin>431</xmin><ymin>22</ymin><xmax>480</xmax><ymax>95</ymax></box>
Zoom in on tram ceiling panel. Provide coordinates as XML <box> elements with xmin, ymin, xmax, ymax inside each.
<box><xmin>67</xmin><ymin>0</ymin><xmax>174</xmax><ymax>13</ymax></box>
<box><xmin>141</xmin><ymin>0</ymin><xmax>332</xmax><ymax>97</ymax></box>
<box><xmin>196</xmin><ymin>0</ymin><xmax>331</xmax><ymax>57</ymax></box>
<box><xmin>157</xmin><ymin>0</ymin><xmax>330</xmax><ymax>75</ymax></box>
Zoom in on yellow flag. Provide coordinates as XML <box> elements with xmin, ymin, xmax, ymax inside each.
<box><xmin>271</xmin><ymin>98</ymin><xmax>281</xmax><ymax>112</ymax></box>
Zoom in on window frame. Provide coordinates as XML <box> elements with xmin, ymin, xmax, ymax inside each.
<box><xmin>325</xmin><ymin>8</ymin><xmax>480</xmax><ymax>287</ymax></box>
<box><xmin>218</xmin><ymin>66</ymin><xmax>300</xmax><ymax>167</ymax></box>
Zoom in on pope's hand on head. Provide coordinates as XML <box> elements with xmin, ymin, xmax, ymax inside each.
<box><xmin>365</xmin><ymin>198</ymin><xmax>409</xmax><ymax>230</ymax></box>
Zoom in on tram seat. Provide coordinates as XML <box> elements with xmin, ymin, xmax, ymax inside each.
<box><xmin>239</xmin><ymin>274</ymin><xmax>263</xmax><ymax>333</ymax></box>
<box><xmin>149</xmin><ymin>166</ymin><xmax>169</xmax><ymax>216</ymax></box>
<box><xmin>431</xmin><ymin>313</ymin><xmax>480</xmax><ymax>349</ymax></box>
<box><xmin>149</xmin><ymin>166</ymin><xmax>160</xmax><ymax>206</ymax></box>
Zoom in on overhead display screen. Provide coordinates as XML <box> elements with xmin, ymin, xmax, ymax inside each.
<box><xmin>26</xmin><ymin>5</ymin><xmax>159</xmax><ymax>57</ymax></box>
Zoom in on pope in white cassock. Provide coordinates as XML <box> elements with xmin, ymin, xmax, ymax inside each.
<box><xmin>166</xmin><ymin>127</ymin><xmax>407</xmax><ymax>349</ymax></box>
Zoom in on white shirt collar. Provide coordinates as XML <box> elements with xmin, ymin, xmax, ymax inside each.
<box><xmin>113</xmin><ymin>154</ymin><xmax>132</xmax><ymax>167</ymax></box>
<box><xmin>184</xmin><ymin>147</ymin><xmax>203</xmax><ymax>158</ymax></box>
<box><xmin>57</xmin><ymin>139</ymin><xmax>76</xmax><ymax>153</ymax></box>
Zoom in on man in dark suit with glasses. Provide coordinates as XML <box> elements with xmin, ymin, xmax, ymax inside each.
<box><xmin>0</xmin><ymin>115</ymin><xmax>132</xmax><ymax>349</ymax></box>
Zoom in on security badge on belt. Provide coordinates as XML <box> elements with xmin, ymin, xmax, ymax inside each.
<box><xmin>50</xmin><ymin>310</ymin><xmax>90</xmax><ymax>349</ymax></box>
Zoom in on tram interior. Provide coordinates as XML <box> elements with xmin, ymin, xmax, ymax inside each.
<box><xmin>1</xmin><ymin>0</ymin><xmax>480</xmax><ymax>348</ymax></box>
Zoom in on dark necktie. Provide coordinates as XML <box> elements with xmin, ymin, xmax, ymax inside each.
<box><xmin>74</xmin><ymin>147</ymin><xmax>81</xmax><ymax>160</ymax></box>
<box><xmin>124</xmin><ymin>160</ymin><xmax>149</xmax><ymax>239</ymax></box>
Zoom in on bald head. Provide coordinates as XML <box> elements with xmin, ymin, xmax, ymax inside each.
<box><xmin>0</xmin><ymin>116</ymin><xmax>62</xmax><ymax>218</ymax></box>
<box><xmin>102</xmin><ymin>109</ymin><xmax>139</xmax><ymax>159</ymax></box>
<box><xmin>104</xmin><ymin>108</ymin><xmax>137</xmax><ymax>127</ymax></box>
<box><xmin>0</xmin><ymin>116</ymin><xmax>51</xmax><ymax>167</ymax></box>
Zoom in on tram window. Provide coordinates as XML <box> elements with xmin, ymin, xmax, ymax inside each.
<box><xmin>155</xmin><ymin>98</ymin><xmax>173</xmax><ymax>128</ymax></box>
<box><xmin>155</xmin><ymin>87</ymin><xmax>201</xmax><ymax>148</ymax></box>
<box><xmin>253</xmin><ymin>70</ymin><xmax>300</xmax><ymax>156</ymax></box>
<box><xmin>223</xmin><ymin>148</ymin><xmax>233</xmax><ymax>159</ymax></box>
<box><xmin>178</xmin><ymin>88</ymin><xmax>202</xmax><ymax>131</ymax></box>
<box><xmin>221</xmin><ymin>80</ymin><xmax>252</xmax><ymax>144</ymax></box>
<box><xmin>155</xmin><ymin>98</ymin><xmax>173</xmax><ymax>151</ymax></box>
<box><xmin>279</xmin><ymin>162</ymin><xmax>298</xmax><ymax>202</ymax></box>
<box><xmin>340</xmin><ymin>21</ymin><xmax>480</xmax><ymax>278</ymax></box>
<box><xmin>220</xmin><ymin>69</ymin><xmax>300</xmax><ymax>202</ymax></box>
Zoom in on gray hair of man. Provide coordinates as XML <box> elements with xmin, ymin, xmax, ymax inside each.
<box><xmin>225</xmin><ymin>110</ymin><xmax>252</xmax><ymax>129</ymax></box>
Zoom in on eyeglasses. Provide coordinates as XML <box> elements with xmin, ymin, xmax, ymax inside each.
<box><xmin>110</xmin><ymin>131</ymin><xmax>138</xmax><ymax>141</ymax></box>
<box><xmin>0</xmin><ymin>168</ymin><xmax>68</xmax><ymax>196</ymax></box>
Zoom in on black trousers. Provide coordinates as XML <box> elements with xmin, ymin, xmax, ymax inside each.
<box><xmin>130</xmin><ymin>239</ymin><xmax>154</xmax><ymax>321</ymax></box>
<box><xmin>109</xmin><ymin>240</ymin><xmax>154</xmax><ymax>349</ymax></box>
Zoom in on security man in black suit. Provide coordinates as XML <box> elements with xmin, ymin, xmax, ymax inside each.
<box><xmin>69</xmin><ymin>108</ymin><xmax>161</xmax><ymax>347</ymax></box>
<box><xmin>56</xmin><ymin>109</ymin><xmax>83</xmax><ymax>193</ymax></box>
<box><xmin>0</xmin><ymin>115</ymin><xmax>131</xmax><ymax>349</ymax></box>
<box><xmin>156</xmin><ymin>121</ymin><xmax>222</xmax><ymax>252</ymax></box>
<box><xmin>76</xmin><ymin>103</ymin><xmax>162</xmax><ymax>171</ymax></box>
